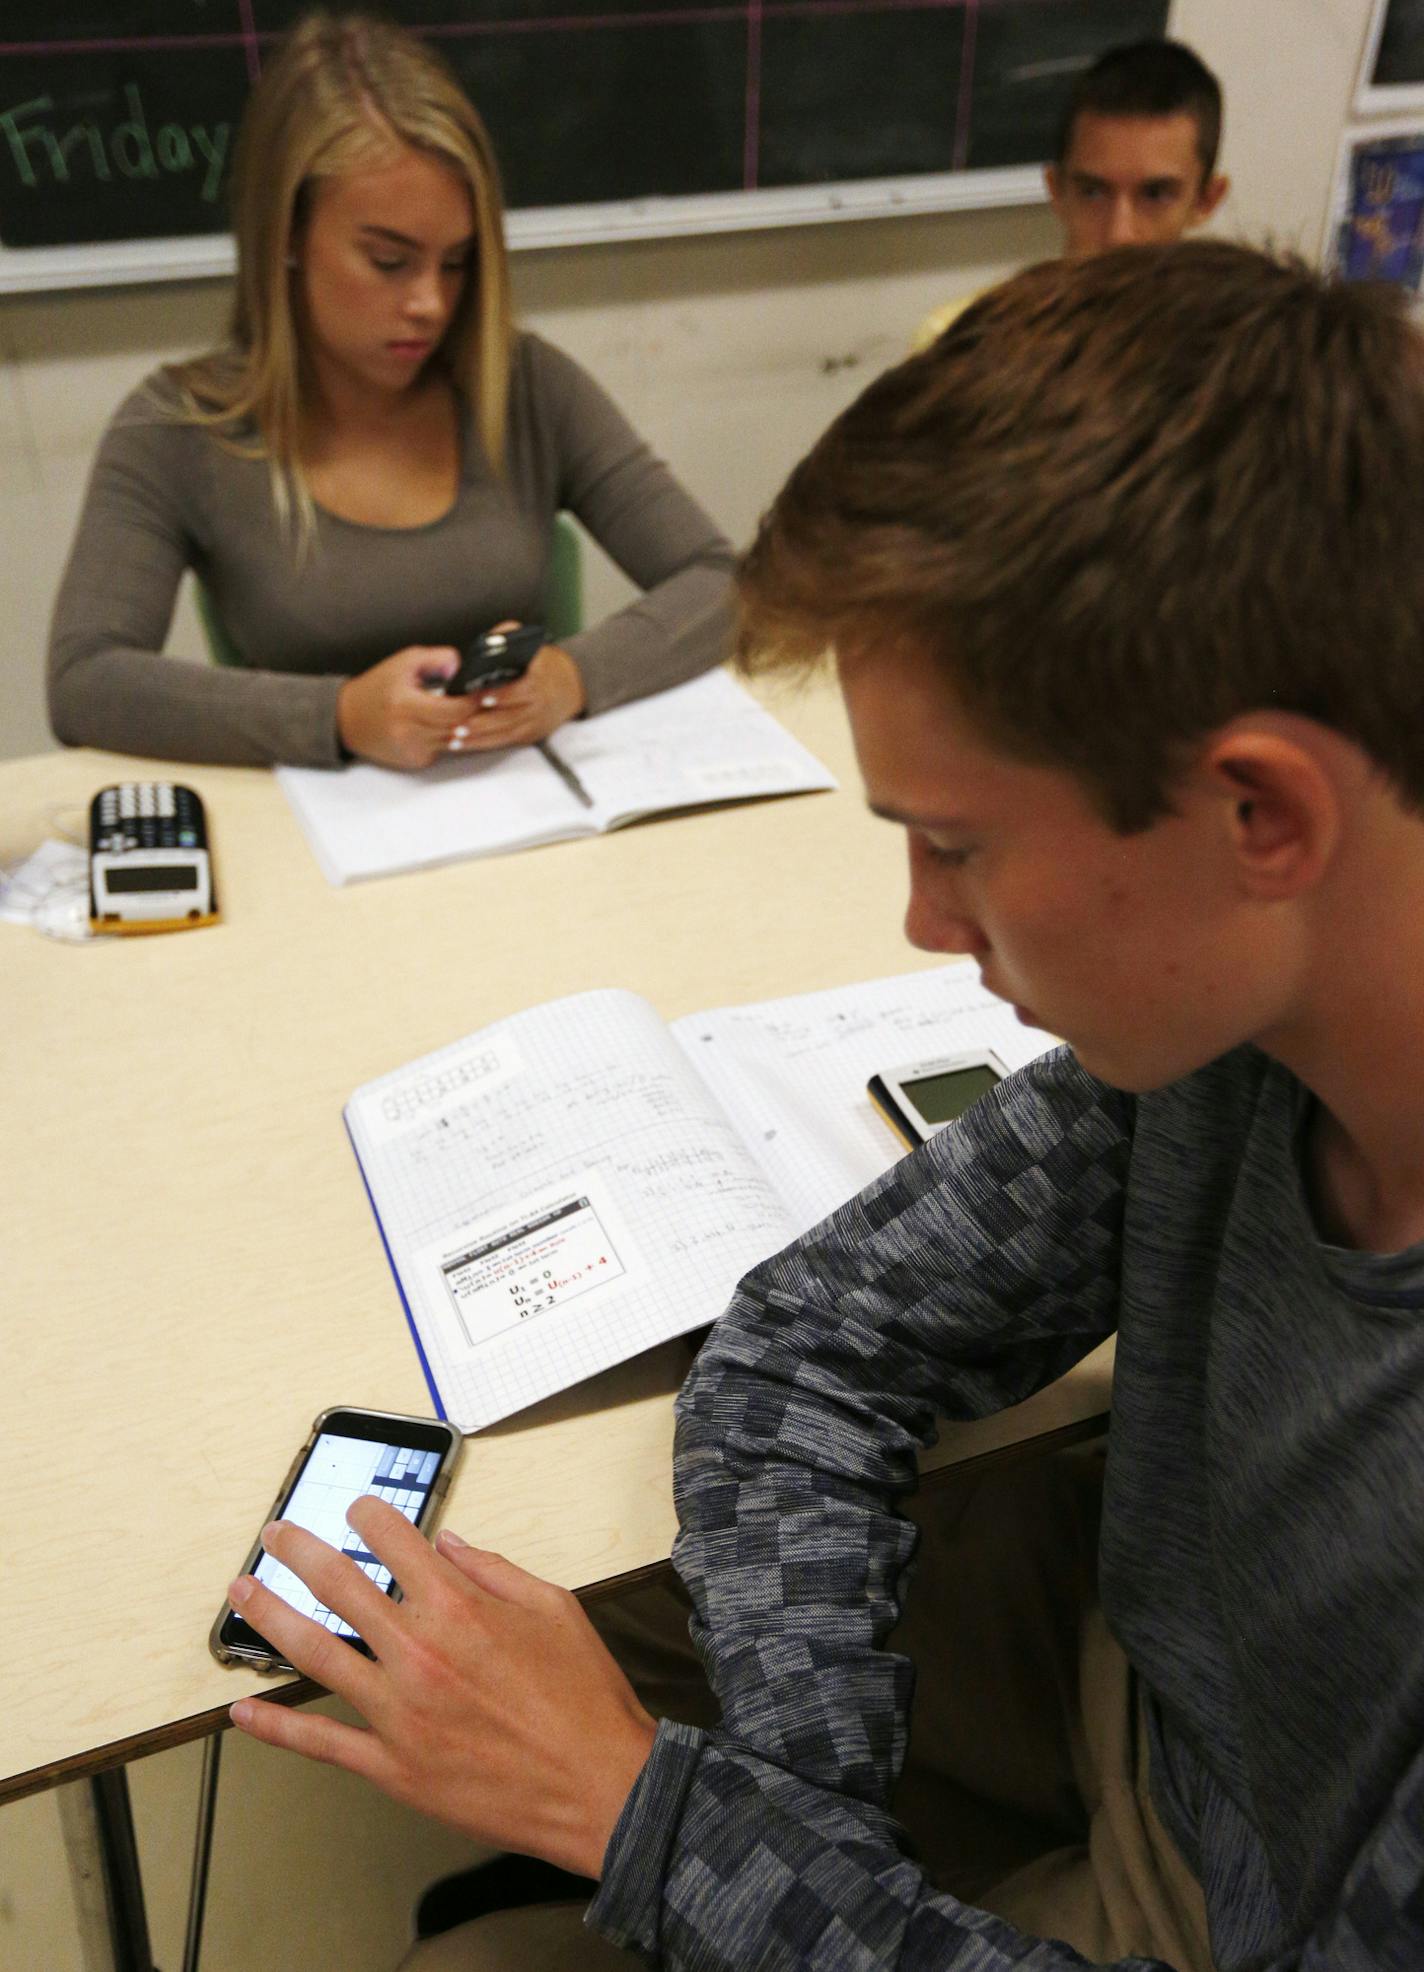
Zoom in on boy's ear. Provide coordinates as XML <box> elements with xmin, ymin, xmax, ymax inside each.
<box><xmin>1204</xmin><ymin>726</ymin><xmax>1339</xmax><ymax>900</ymax></box>
<box><xmin>1192</xmin><ymin>172</ymin><xmax>1230</xmax><ymax>225</ymax></box>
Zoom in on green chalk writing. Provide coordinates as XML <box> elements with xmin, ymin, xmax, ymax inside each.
<box><xmin>0</xmin><ymin>87</ymin><xmax>230</xmax><ymax>203</ymax></box>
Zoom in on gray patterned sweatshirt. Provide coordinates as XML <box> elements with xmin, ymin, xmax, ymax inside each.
<box><xmin>590</xmin><ymin>1046</ymin><xmax>1424</xmax><ymax>1969</ymax></box>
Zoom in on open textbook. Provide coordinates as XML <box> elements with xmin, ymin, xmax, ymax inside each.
<box><xmin>346</xmin><ymin>965</ymin><xmax>1059</xmax><ymax>1431</ymax></box>
<box><xmin>277</xmin><ymin>669</ymin><xmax>835</xmax><ymax>884</ymax></box>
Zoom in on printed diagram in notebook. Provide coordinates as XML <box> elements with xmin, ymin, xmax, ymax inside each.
<box><xmin>416</xmin><ymin>1176</ymin><xmax>631</xmax><ymax>1353</ymax></box>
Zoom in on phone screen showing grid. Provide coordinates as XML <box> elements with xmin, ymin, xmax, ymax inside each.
<box><xmin>253</xmin><ymin>1434</ymin><xmax>441</xmax><ymax>1638</ymax></box>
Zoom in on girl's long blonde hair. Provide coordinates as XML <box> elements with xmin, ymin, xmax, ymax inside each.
<box><xmin>170</xmin><ymin>12</ymin><xmax>513</xmax><ymax>535</ymax></box>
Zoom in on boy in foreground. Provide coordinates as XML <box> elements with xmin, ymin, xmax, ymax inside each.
<box><xmin>230</xmin><ymin>243</ymin><xmax>1424</xmax><ymax>1969</ymax></box>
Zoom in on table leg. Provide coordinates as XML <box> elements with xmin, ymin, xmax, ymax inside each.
<box><xmin>180</xmin><ymin>1733</ymin><xmax>222</xmax><ymax>1972</ymax></box>
<box><xmin>57</xmin><ymin>1770</ymin><xmax>157</xmax><ymax>1972</ymax></box>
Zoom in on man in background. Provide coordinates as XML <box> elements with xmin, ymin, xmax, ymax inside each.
<box><xmin>916</xmin><ymin>38</ymin><xmax>1228</xmax><ymax>348</ymax></box>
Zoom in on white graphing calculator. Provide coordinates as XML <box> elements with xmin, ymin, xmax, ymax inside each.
<box><xmin>867</xmin><ymin>1049</ymin><xmax>1010</xmax><ymax>1150</ymax></box>
<box><xmin>88</xmin><ymin>782</ymin><xmax>219</xmax><ymax>935</ymax></box>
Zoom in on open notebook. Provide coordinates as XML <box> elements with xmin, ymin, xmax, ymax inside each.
<box><xmin>345</xmin><ymin>965</ymin><xmax>1058</xmax><ymax>1431</ymax></box>
<box><xmin>277</xmin><ymin>670</ymin><xmax>835</xmax><ymax>884</ymax></box>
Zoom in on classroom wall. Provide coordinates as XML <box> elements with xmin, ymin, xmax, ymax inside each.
<box><xmin>0</xmin><ymin>0</ymin><xmax>1376</xmax><ymax>765</ymax></box>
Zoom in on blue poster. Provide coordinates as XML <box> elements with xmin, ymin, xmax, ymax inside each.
<box><xmin>1337</xmin><ymin>132</ymin><xmax>1424</xmax><ymax>288</ymax></box>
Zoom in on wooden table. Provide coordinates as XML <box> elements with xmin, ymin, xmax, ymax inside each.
<box><xmin>1</xmin><ymin>678</ymin><xmax>1110</xmax><ymax>1963</ymax></box>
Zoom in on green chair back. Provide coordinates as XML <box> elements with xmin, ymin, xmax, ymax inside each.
<box><xmin>544</xmin><ymin>514</ymin><xmax>584</xmax><ymax>642</ymax></box>
<box><xmin>194</xmin><ymin>574</ymin><xmax>247</xmax><ymax>667</ymax></box>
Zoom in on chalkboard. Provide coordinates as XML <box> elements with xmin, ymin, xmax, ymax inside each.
<box><xmin>1356</xmin><ymin>0</ymin><xmax>1424</xmax><ymax>112</ymax></box>
<box><xmin>0</xmin><ymin>0</ymin><xmax>1169</xmax><ymax>290</ymax></box>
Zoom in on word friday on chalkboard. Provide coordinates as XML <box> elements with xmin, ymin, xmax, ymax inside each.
<box><xmin>0</xmin><ymin>0</ymin><xmax>1168</xmax><ymax>251</ymax></box>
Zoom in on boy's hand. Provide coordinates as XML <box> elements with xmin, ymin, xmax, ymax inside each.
<box><xmin>226</xmin><ymin>1497</ymin><xmax>656</xmax><ymax>1878</ymax></box>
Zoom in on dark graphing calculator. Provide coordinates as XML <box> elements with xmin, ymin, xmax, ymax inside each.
<box><xmin>88</xmin><ymin>781</ymin><xmax>220</xmax><ymax>934</ymax></box>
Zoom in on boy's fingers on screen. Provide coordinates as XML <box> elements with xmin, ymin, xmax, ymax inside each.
<box><xmin>224</xmin><ymin>1570</ymin><xmax>382</xmax><ymax>1705</ymax></box>
<box><xmin>343</xmin><ymin>1497</ymin><xmax>497</xmax><ymax>1630</ymax></box>
<box><xmin>344</xmin><ymin>1492</ymin><xmax>444</xmax><ymax>1590</ymax></box>
<box><xmin>256</xmin><ymin>1518</ymin><xmax>404</xmax><ymax>1656</ymax></box>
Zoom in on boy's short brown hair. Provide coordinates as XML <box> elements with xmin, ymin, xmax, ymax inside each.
<box><xmin>1057</xmin><ymin>40</ymin><xmax>1223</xmax><ymax>181</ymax></box>
<box><xmin>738</xmin><ymin>242</ymin><xmax>1424</xmax><ymax>831</ymax></box>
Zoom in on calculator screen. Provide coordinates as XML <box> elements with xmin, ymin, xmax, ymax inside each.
<box><xmin>252</xmin><ymin>1433</ymin><xmax>442</xmax><ymax>1640</ymax></box>
<box><xmin>105</xmin><ymin>864</ymin><xmax>200</xmax><ymax>893</ymax></box>
<box><xmin>901</xmin><ymin>1064</ymin><xmax>1001</xmax><ymax>1125</ymax></box>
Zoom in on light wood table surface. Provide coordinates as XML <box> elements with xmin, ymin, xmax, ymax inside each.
<box><xmin>1</xmin><ymin>675</ymin><xmax>1110</xmax><ymax>1808</ymax></box>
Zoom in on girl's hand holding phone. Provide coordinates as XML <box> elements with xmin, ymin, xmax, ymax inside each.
<box><xmin>335</xmin><ymin>645</ymin><xmax>469</xmax><ymax>770</ymax></box>
<box><xmin>335</xmin><ymin>631</ymin><xmax>587</xmax><ymax>768</ymax></box>
<box><xmin>452</xmin><ymin>643</ymin><xmax>586</xmax><ymax>752</ymax></box>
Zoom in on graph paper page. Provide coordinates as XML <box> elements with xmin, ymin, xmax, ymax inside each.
<box><xmin>548</xmin><ymin>670</ymin><xmax>835</xmax><ymax>821</ymax></box>
<box><xmin>346</xmin><ymin>989</ymin><xmax>795</xmax><ymax>1431</ymax></box>
<box><xmin>670</xmin><ymin>964</ymin><xmax>1059</xmax><ymax>1236</ymax></box>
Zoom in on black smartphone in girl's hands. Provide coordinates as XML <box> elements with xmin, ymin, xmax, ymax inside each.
<box><xmin>444</xmin><ymin>623</ymin><xmax>547</xmax><ymax>696</ymax></box>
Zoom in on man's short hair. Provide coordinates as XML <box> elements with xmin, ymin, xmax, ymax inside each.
<box><xmin>1056</xmin><ymin>39</ymin><xmax>1223</xmax><ymax>181</ymax></box>
<box><xmin>737</xmin><ymin>243</ymin><xmax>1424</xmax><ymax>832</ymax></box>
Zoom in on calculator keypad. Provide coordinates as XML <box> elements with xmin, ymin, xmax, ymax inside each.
<box><xmin>92</xmin><ymin>782</ymin><xmax>206</xmax><ymax>855</ymax></box>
